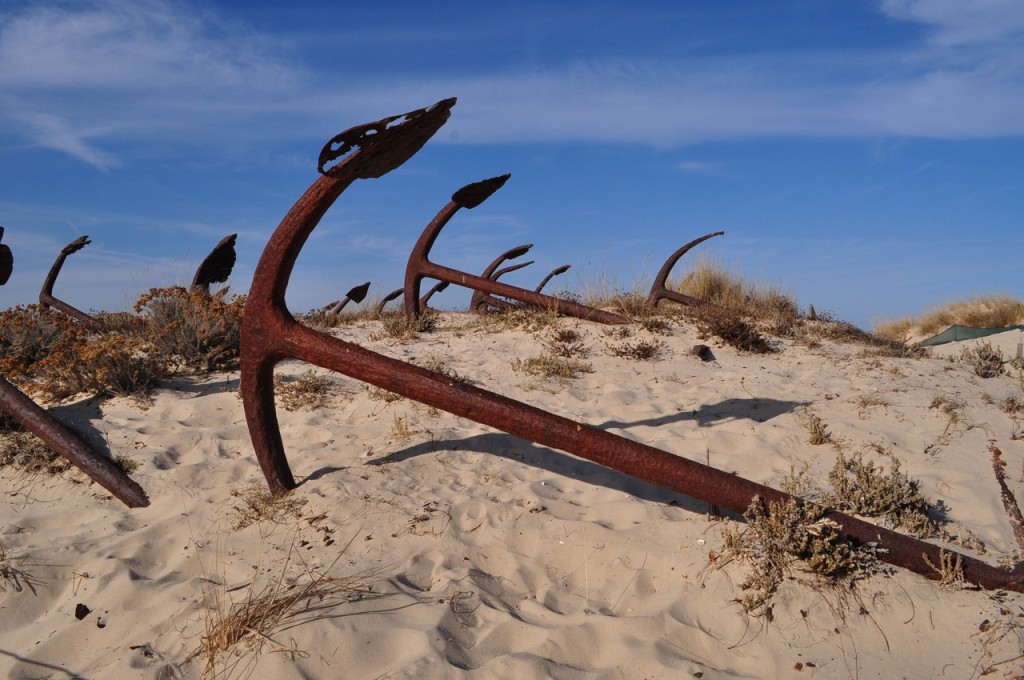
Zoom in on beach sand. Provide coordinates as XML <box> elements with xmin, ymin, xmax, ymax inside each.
<box><xmin>2</xmin><ymin>312</ymin><xmax>1023</xmax><ymax>679</ymax></box>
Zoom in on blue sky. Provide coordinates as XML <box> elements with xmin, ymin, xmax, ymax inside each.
<box><xmin>1</xmin><ymin>0</ymin><xmax>1021</xmax><ymax>329</ymax></box>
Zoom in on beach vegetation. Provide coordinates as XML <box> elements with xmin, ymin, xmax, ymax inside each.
<box><xmin>230</xmin><ymin>485</ymin><xmax>307</xmax><ymax>530</ymax></box>
<box><xmin>511</xmin><ymin>353</ymin><xmax>592</xmax><ymax>380</ymax></box>
<box><xmin>960</xmin><ymin>341</ymin><xmax>1005</xmax><ymax>378</ymax></box>
<box><xmin>133</xmin><ymin>286</ymin><xmax>245</xmax><ymax>371</ymax></box>
<box><xmin>540</xmin><ymin>327</ymin><xmax>589</xmax><ymax>358</ymax></box>
<box><xmin>273</xmin><ymin>370</ymin><xmax>334</xmax><ymax>412</ymax></box>
<box><xmin>873</xmin><ymin>294</ymin><xmax>1024</xmax><ymax>342</ymax></box>
<box><xmin>606</xmin><ymin>335</ymin><xmax>665</xmax><ymax>361</ymax></box>
<box><xmin>372</xmin><ymin>310</ymin><xmax>437</xmax><ymax>341</ymax></box>
<box><xmin>719</xmin><ymin>496</ymin><xmax>865</xmax><ymax>615</ymax></box>
<box><xmin>802</xmin><ymin>410</ymin><xmax>832</xmax><ymax>445</ymax></box>
<box><xmin>824</xmin><ymin>449</ymin><xmax>936</xmax><ymax>538</ymax></box>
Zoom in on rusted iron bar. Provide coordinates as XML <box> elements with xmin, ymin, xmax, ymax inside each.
<box><xmin>0</xmin><ymin>377</ymin><xmax>149</xmax><ymax>507</ymax></box>
<box><xmin>39</xmin><ymin>236</ymin><xmax>104</xmax><ymax>330</ymax></box>
<box><xmin>191</xmin><ymin>233</ymin><xmax>237</xmax><ymax>293</ymax></box>
<box><xmin>325</xmin><ymin>281</ymin><xmax>370</xmax><ymax>315</ymax></box>
<box><xmin>468</xmin><ymin>244</ymin><xmax>533</xmax><ymax>312</ymax></box>
<box><xmin>403</xmin><ymin>177</ymin><xmax>629</xmax><ymax>325</ymax></box>
<box><xmin>647</xmin><ymin>231</ymin><xmax>724</xmax><ymax>308</ymax></box>
<box><xmin>535</xmin><ymin>264</ymin><xmax>571</xmax><ymax>293</ymax></box>
<box><xmin>1</xmin><ymin>228</ymin><xmax>148</xmax><ymax>507</ymax></box>
<box><xmin>239</xmin><ymin>100</ymin><xmax>1024</xmax><ymax>593</ymax></box>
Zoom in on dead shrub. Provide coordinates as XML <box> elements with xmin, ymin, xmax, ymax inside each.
<box><xmin>607</xmin><ymin>336</ymin><xmax>665</xmax><ymax>361</ymax></box>
<box><xmin>273</xmin><ymin>370</ymin><xmax>334</xmax><ymax>412</ymax></box>
<box><xmin>719</xmin><ymin>496</ymin><xmax>865</xmax><ymax>615</ymax></box>
<box><xmin>539</xmin><ymin>327</ymin><xmax>588</xmax><ymax>358</ymax></box>
<box><xmin>824</xmin><ymin>450</ymin><xmax>936</xmax><ymax>538</ymax></box>
<box><xmin>960</xmin><ymin>342</ymin><xmax>1005</xmax><ymax>378</ymax></box>
<box><xmin>134</xmin><ymin>286</ymin><xmax>245</xmax><ymax>371</ymax></box>
<box><xmin>685</xmin><ymin>304</ymin><xmax>774</xmax><ymax>354</ymax></box>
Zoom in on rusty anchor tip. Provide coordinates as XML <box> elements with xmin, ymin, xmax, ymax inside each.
<box><xmin>318</xmin><ymin>98</ymin><xmax>457</xmax><ymax>179</ymax></box>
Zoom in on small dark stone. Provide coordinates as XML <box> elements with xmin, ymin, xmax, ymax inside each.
<box><xmin>75</xmin><ymin>603</ymin><xmax>91</xmax><ymax>620</ymax></box>
<box><xmin>691</xmin><ymin>344</ymin><xmax>715</xmax><ymax>361</ymax></box>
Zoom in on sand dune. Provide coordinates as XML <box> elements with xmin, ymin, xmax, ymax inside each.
<box><xmin>2</xmin><ymin>312</ymin><xmax>1023</xmax><ymax>679</ymax></box>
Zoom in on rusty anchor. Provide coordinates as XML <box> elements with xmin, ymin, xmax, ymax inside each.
<box><xmin>239</xmin><ymin>101</ymin><xmax>1024</xmax><ymax>593</ymax></box>
<box><xmin>0</xmin><ymin>227</ymin><xmax>149</xmax><ymax>508</ymax></box>
<box><xmin>323</xmin><ymin>281</ymin><xmax>371</xmax><ymax>315</ymax></box>
<box><xmin>376</xmin><ymin>282</ymin><xmax>450</xmax><ymax>315</ymax></box>
<box><xmin>648</xmin><ymin>231</ymin><xmax>724</xmax><ymax>308</ymax></box>
<box><xmin>39</xmin><ymin>235</ymin><xmax>105</xmax><ymax>330</ymax></box>
<box><xmin>403</xmin><ymin>176</ymin><xmax>630</xmax><ymax>325</ymax></box>
<box><xmin>535</xmin><ymin>263</ymin><xmax>571</xmax><ymax>294</ymax></box>
<box><xmin>468</xmin><ymin>244</ymin><xmax>534</xmax><ymax>313</ymax></box>
<box><xmin>191</xmin><ymin>233</ymin><xmax>238</xmax><ymax>293</ymax></box>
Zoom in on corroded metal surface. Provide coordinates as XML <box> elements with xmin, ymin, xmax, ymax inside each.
<box><xmin>404</xmin><ymin>176</ymin><xmax>630</xmax><ymax>325</ymax></box>
<box><xmin>325</xmin><ymin>281</ymin><xmax>370</xmax><ymax>315</ymax></box>
<box><xmin>535</xmin><ymin>264</ymin><xmax>571</xmax><ymax>293</ymax></box>
<box><xmin>191</xmin><ymin>233</ymin><xmax>238</xmax><ymax>292</ymax></box>
<box><xmin>469</xmin><ymin>244</ymin><xmax>533</xmax><ymax>312</ymax></box>
<box><xmin>648</xmin><ymin>231</ymin><xmax>724</xmax><ymax>308</ymax></box>
<box><xmin>39</xmin><ymin>235</ymin><xmax>104</xmax><ymax>330</ymax></box>
<box><xmin>1</xmin><ymin>228</ymin><xmax>148</xmax><ymax>508</ymax></box>
<box><xmin>239</xmin><ymin>101</ymin><xmax>1024</xmax><ymax>593</ymax></box>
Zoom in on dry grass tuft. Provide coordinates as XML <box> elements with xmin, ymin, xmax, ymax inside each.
<box><xmin>539</xmin><ymin>327</ymin><xmax>589</xmax><ymax>358</ymax></box>
<box><xmin>874</xmin><ymin>294</ymin><xmax>1024</xmax><ymax>341</ymax></box>
<box><xmin>371</xmin><ymin>311</ymin><xmax>438</xmax><ymax>341</ymax></box>
<box><xmin>230</xmin><ymin>485</ymin><xmax>307</xmax><ymax>530</ymax></box>
<box><xmin>190</xmin><ymin>541</ymin><xmax>374</xmax><ymax>678</ymax></box>
<box><xmin>606</xmin><ymin>336</ymin><xmax>666</xmax><ymax>361</ymax></box>
<box><xmin>0</xmin><ymin>430</ymin><xmax>71</xmax><ymax>476</ymax></box>
<box><xmin>511</xmin><ymin>354</ymin><xmax>592</xmax><ymax>380</ymax></box>
<box><xmin>274</xmin><ymin>370</ymin><xmax>334</xmax><ymax>412</ymax></box>
<box><xmin>802</xmin><ymin>409</ymin><xmax>832</xmax><ymax>445</ymax></box>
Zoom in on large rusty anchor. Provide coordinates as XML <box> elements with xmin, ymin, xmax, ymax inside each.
<box><xmin>39</xmin><ymin>235</ymin><xmax>104</xmax><ymax>330</ymax></box>
<box><xmin>239</xmin><ymin>101</ymin><xmax>1024</xmax><ymax>593</ymax></box>
<box><xmin>0</xmin><ymin>228</ymin><xmax>149</xmax><ymax>508</ymax></box>
<box><xmin>468</xmin><ymin>244</ymin><xmax>534</xmax><ymax>313</ymax></box>
<box><xmin>647</xmin><ymin>231</ymin><xmax>724</xmax><ymax>308</ymax></box>
<box><xmin>403</xmin><ymin>176</ymin><xmax>629</xmax><ymax>325</ymax></box>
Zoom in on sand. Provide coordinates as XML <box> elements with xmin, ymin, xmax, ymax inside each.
<box><xmin>2</xmin><ymin>312</ymin><xmax>1023</xmax><ymax>679</ymax></box>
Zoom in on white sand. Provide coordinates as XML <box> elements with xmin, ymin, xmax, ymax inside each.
<box><xmin>2</xmin><ymin>312</ymin><xmax>1024</xmax><ymax>679</ymax></box>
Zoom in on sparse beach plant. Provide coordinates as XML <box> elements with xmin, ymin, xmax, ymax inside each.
<box><xmin>960</xmin><ymin>342</ymin><xmax>1005</xmax><ymax>378</ymax></box>
<box><xmin>511</xmin><ymin>354</ymin><xmax>592</xmax><ymax>380</ymax></box>
<box><xmin>685</xmin><ymin>304</ymin><xmax>775</xmax><ymax>354</ymax></box>
<box><xmin>75</xmin><ymin>333</ymin><xmax>167</xmax><ymax>398</ymax></box>
<box><xmin>230</xmin><ymin>485</ymin><xmax>307</xmax><ymax>530</ymax></box>
<box><xmin>190</xmin><ymin>541</ymin><xmax>373</xmax><ymax>678</ymax></box>
<box><xmin>802</xmin><ymin>410</ymin><xmax>832</xmax><ymax>445</ymax></box>
<box><xmin>719</xmin><ymin>496</ymin><xmax>862</xmax><ymax>615</ymax></box>
<box><xmin>540</xmin><ymin>327</ymin><xmax>588</xmax><ymax>358</ymax></box>
<box><xmin>274</xmin><ymin>370</ymin><xmax>334</xmax><ymax>412</ymax></box>
<box><xmin>607</xmin><ymin>335</ymin><xmax>666</xmax><ymax>361</ymax></box>
<box><xmin>134</xmin><ymin>286</ymin><xmax>245</xmax><ymax>371</ymax></box>
<box><xmin>373</xmin><ymin>310</ymin><xmax>437</xmax><ymax>341</ymax></box>
<box><xmin>824</xmin><ymin>449</ymin><xmax>936</xmax><ymax>538</ymax></box>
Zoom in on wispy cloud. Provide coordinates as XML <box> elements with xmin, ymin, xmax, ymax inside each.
<box><xmin>1</xmin><ymin>0</ymin><xmax>1022</xmax><ymax>171</ymax></box>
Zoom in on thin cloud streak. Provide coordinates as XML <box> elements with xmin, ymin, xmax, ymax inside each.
<box><xmin>1</xmin><ymin>1</ymin><xmax>1023</xmax><ymax>171</ymax></box>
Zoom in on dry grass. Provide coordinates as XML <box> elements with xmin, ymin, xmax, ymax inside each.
<box><xmin>230</xmin><ymin>485</ymin><xmax>307</xmax><ymax>530</ymax></box>
<box><xmin>606</xmin><ymin>336</ymin><xmax>666</xmax><ymax>361</ymax></box>
<box><xmin>874</xmin><ymin>294</ymin><xmax>1024</xmax><ymax>341</ymax></box>
<box><xmin>802</xmin><ymin>409</ymin><xmax>832</xmax><ymax>445</ymax></box>
<box><xmin>273</xmin><ymin>370</ymin><xmax>334</xmax><ymax>412</ymax></box>
<box><xmin>672</xmin><ymin>258</ymin><xmax>799</xmax><ymax>323</ymax></box>
<box><xmin>511</xmin><ymin>354</ymin><xmax>593</xmax><ymax>380</ymax></box>
<box><xmin>371</xmin><ymin>311</ymin><xmax>438</xmax><ymax>341</ymax></box>
<box><xmin>190</xmin><ymin>540</ymin><xmax>373</xmax><ymax>678</ymax></box>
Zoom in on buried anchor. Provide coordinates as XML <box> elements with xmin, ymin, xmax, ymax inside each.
<box><xmin>239</xmin><ymin>100</ymin><xmax>1024</xmax><ymax>594</ymax></box>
